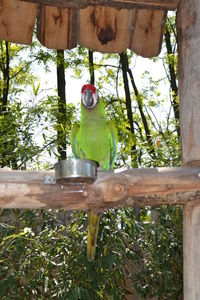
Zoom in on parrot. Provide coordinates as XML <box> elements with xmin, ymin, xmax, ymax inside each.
<box><xmin>71</xmin><ymin>83</ymin><xmax>118</xmax><ymax>261</ymax></box>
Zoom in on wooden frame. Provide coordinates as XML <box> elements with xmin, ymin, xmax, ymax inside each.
<box><xmin>21</xmin><ymin>0</ymin><xmax>180</xmax><ymax>11</ymax></box>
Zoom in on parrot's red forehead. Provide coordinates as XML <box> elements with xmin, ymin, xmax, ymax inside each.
<box><xmin>81</xmin><ymin>84</ymin><xmax>96</xmax><ymax>94</ymax></box>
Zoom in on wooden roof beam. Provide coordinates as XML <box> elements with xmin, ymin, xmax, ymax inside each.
<box><xmin>21</xmin><ymin>0</ymin><xmax>180</xmax><ymax>11</ymax></box>
<box><xmin>0</xmin><ymin>167</ymin><xmax>200</xmax><ymax>209</ymax></box>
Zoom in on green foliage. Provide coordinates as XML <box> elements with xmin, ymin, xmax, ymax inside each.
<box><xmin>0</xmin><ymin>210</ymin><xmax>129</xmax><ymax>299</ymax></box>
<box><xmin>0</xmin><ymin>207</ymin><xmax>182</xmax><ymax>299</ymax></box>
<box><xmin>133</xmin><ymin>207</ymin><xmax>183</xmax><ymax>300</ymax></box>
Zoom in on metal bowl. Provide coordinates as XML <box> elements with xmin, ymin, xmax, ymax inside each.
<box><xmin>54</xmin><ymin>159</ymin><xmax>97</xmax><ymax>184</ymax></box>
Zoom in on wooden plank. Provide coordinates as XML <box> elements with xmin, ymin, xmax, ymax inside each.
<box><xmin>78</xmin><ymin>6</ymin><xmax>133</xmax><ymax>53</ymax></box>
<box><xmin>183</xmin><ymin>201</ymin><xmax>200</xmax><ymax>299</ymax></box>
<box><xmin>37</xmin><ymin>5</ymin><xmax>77</xmax><ymax>49</ymax></box>
<box><xmin>37</xmin><ymin>5</ymin><xmax>165</xmax><ymax>56</ymax></box>
<box><xmin>0</xmin><ymin>0</ymin><xmax>38</xmax><ymax>45</ymax></box>
<box><xmin>177</xmin><ymin>0</ymin><xmax>200</xmax><ymax>166</ymax></box>
<box><xmin>1</xmin><ymin>167</ymin><xmax>200</xmax><ymax>209</ymax></box>
<box><xmin>21</xmin><ymin>0</ymin><xmax>180</xmax><ymax>11</ymax></box>
<box><xmin>130</xmin><ymin>9</ymin><xmax>166</xmax><ymax>57</ymax></box>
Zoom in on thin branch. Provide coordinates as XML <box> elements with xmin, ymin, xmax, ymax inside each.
<box><xmin>17</xmin><ymin>139</ymin><xmax>57</xmax><ymax>170</ymax></box>
<box><xmin>9</xmin><ymin>58</ymin><xmax>38</xmax><ymax>80</ymax></box>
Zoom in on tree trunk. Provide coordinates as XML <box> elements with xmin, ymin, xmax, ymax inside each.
<box><xmin>177</xmin><ymin>0</ymin><xmax>200</xmax><ymax>298</ymax></box>
<box><xmin>164</xmin><ymin>26</ymin><xmax>180</xmax><ymax>137</ymax></box>
<box><xmin>120</xmin><ymin>52</ymin><xmax>138</xmax><ymax>168</ymax></box>
<box><xmin>0</xmin><ymin>41</ymin><xmax>10</xmax><ymax>113</ymax></box>
<box><xmin>57</xmin><ymin>49</ymin><xmax>67</xmax><ymax>160</ymax></box>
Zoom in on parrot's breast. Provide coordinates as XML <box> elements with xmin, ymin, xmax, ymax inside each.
<box><xmin>78</xmin><ymin>118</ymin><xmax>111</xmax><ymax>169</ymax></box>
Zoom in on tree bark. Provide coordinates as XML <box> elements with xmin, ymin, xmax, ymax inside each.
<box><xmin>57</xmin><ymin>49</ymin><xmax>67</xmax><ymax>160</ymax></box>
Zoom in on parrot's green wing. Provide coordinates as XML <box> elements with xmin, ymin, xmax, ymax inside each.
<box><xmin>108</xmin><ymin>120</ymin><xmax>118</xmax><ymax>170</ymax></box>
<box><xmin>71</xmin><ymin>122</ymin><xmax>88</xmax><ymax>159</ymax></box>
<box><xmin>71</xmin><ymin>123</ymin><xmax>80</xmax><ymax>158</ymax></box>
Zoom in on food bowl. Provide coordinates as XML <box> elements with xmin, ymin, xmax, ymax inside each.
<box><xmin>54</xmin><ymin>159</ymin><xmax>97</xmax><ymax>184</ymax></box>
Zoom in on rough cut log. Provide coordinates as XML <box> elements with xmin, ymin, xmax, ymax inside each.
<box><xmin>183</xmin><ymin>201</ymin><xmax>200</xmax><ymax>299</ymax></box>
<box><xmin>0</xmin><ymin>0</ymin><xmax>38</xmax><ymax>44</ymax></box>
<box><xmin>177</xmin><ymin>0</ymin><xmax>200</xmax><ymax>299</ymax></box>
<box><xmin>130</xmin><ymin>9</ymin><xmax>166</xmax><ymax>57</ymax></box>
<box><xmin>0</xmin><ymin>167</ymin><xmax>200</xmax><ymax>209</ymax></box>
<box><xmin>37</xmin><ymin>6</ymin><xmax>77</xmax><ymax>49</ymax></box>
<box><xmin>21</xmin><ymin>0</ymin><xmax>180</xmax><ymax>11</ymax></box>
<box><xmin>177</xmin><ymin>0</ymin><xmax>200</xmax><ymax>167</ymax></box>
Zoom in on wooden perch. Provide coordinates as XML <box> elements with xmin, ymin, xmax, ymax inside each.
<box><xmin>0</xmin><ymin>167</ymin><xmax>200</xmax><ymax>210</ymax></box>
<box><xmin>21</xmin><ymin>0</ymin><xmax>180</xmax><ymax>11</ymax></box>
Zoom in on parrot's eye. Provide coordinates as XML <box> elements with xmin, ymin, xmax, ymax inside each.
<box><xmin>81</xmin><ymin>89</ymin><xmax>98</xmax><ymax>109</ymax></box>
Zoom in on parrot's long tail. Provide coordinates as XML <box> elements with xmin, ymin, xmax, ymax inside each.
<box><xmin>87</xmin><ymin>210</ymin><xmax>100</xmax><ymax>261</ymax></box>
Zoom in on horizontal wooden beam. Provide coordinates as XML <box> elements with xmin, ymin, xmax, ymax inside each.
<box><xmin>1</xmin><ymin>167</ymin><xmax>200</xmax><ymax>210</ymax></box>
<box><xmin>20</xmin><ymin>0</ymin><xmax>180</xmax><ymax>11</ymax></box>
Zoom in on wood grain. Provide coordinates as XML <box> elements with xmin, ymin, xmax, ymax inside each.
<box><xmin>177</xmin><ymin>0</ymin><xmax>200</xmax><ymax>166</ymax></box>
<box><xmin>0</xmin><ymin>1</ymin><xmax>169</xmax><ymax>57</ymax></box>
<box><xmin>79</xmin><ymin>6</ymin><xmax>166</xmax><ymax>56</ymax></box>
<box><xmin>78</xmin><ymin>6</ymin><xmax>134</xmax><ymax>53</ymax></box>
<box><xmin>0</xmin><ymin>167</ymin><xmax>200</xmax><ymax>209</ymax></box>
<box><xmin>184</xmin><ymin>201</ymin><xmax>200</xmax><ymax>300</ymax></box>
<box><xmin>37</xmin><ymin>5</ymin><xmax>77</xmax><ymax>49</ymax></box>
<box><xmin>21</xmin><ymin>0</ymin><xmax>180</xmax><ymax>11</ymax></box>
<box><xmin>0</xmin><ymin>0</ymin><xmax>38</xmax><ymax>44</ymax></box>
<box><xmin>130</xmin><ymin>9</ymin><xmax>166</xmax><ymax>57</ymax></box>
<box><xmin>177</xmin><ymin>1</ymin><xmax>200</xmax><ymax>299</ymax></box>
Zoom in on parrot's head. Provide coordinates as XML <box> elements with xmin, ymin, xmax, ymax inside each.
<box><xmin>81</xmin><ymin>84</ymin><xmax>98</xmax><ymax>110</ymax></box>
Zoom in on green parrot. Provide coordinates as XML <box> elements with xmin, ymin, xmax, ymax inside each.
<box><xmin>71</xmin><ymin>83</ymin><xmax>118</xmax><ymax>261</ymax></box>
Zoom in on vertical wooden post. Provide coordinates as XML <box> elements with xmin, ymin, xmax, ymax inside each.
<box><xmin>177</xmin><ymin>0</ymin><xmax>200</xmax><ymax>298</ymax></box>
<box><xmin>183</xmin><ymin>201</ymin><xmax>200</xmax><ymax>299</ymax></box>
<box><xmin>177</xmin><ymin>0</ymin><xmax>200</xmax><ymax>167</ymax></box>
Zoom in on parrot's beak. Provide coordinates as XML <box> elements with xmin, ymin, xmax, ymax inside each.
<box><xmin>82</xmin><ymin>89</ymin><xmax>94</xmax><ymax>108</ymax></box>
